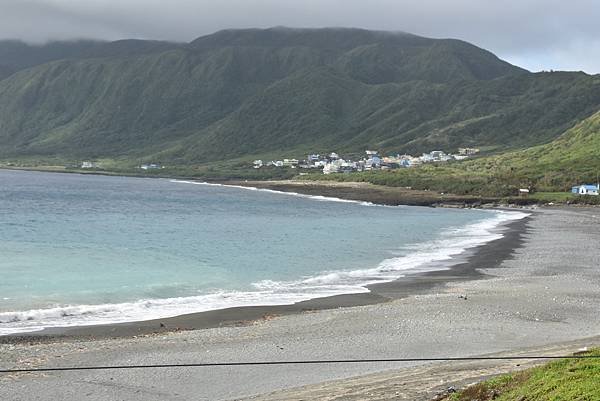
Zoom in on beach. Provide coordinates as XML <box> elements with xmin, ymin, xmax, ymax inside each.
<box><xmin>1</xmin><ymin>207</ymin><xmax>600</xmax><ymax>400</ymax></box>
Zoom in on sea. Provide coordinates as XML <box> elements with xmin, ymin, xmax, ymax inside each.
<box><xmin>0</xmin><ymin>170</ymin><xmax>527</xmax><ymax>335</ymax></box>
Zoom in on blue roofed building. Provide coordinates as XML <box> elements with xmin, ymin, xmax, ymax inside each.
<box><xmin>571</xmin><ymin>184</ymin><xmax>599</xmax><ymax>196</ymax></box>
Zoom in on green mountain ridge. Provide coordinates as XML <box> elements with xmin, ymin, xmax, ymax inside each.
<box><xmin>0</xmin><ymin>27</ymin><xmax>598</xmax><ymax>167</ymax></box>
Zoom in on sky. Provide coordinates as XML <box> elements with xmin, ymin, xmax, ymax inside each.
<box><xmin>1</xmin><ymin>0</ymin><xmax>599</xmax><ymax>73</ymax></box>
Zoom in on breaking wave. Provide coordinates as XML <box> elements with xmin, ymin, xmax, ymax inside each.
<box><xmin>0</xmin><ymin>182</ymin><xmax>528</xmax><ymax>335</ymax></box>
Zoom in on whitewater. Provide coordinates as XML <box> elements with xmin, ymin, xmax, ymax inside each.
<box><xmin>0</xmin><ymin>171</ymin><xmax>528</xmax><ymax>335</ymax></box>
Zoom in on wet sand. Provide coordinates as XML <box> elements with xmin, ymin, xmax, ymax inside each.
<box><xmin>2</xmin><ymin>208</ymin><xmax>600</xmax><ymax>401</ymax></box>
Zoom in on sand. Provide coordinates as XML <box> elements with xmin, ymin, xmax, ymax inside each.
<box><xmin>1</xmin><ymin>207</ymin><xmax>600</xmax><ymax>400</ymax></box>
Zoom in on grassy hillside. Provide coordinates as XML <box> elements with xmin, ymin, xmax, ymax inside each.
<box><xmin>445</xmin><ymin>349</ymin><xmax>600</xmax><ymax>401</ymax></box>
<box><xmin>463</xmin><ymin>110</ymin><xmax>600</xmax><ymax>191</ymax></box>
<box><xmin>307</xmin><ymin>110</ymin><xmax>600</xmax><ymax>197</ymax></box>
<box><xmin>0</xmin><ymin>27</ymin><xmax>598</xmax><ymax>166</ymax></box>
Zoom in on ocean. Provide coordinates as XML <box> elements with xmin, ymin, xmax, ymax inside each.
<box><xmin>0</xmin><ymin>170</ymin><xmax>526</xmax><ymax>335</ymax></box>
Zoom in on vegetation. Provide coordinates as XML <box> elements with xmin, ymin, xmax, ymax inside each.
<box><xmin>1</xmin><ymin>28</ymin><xmax>599</xmax><ymax>167</ymax></box>
<box><xmin>306</xmin><ymin>110</ymin><xmax>600</xmax><ymax>200</ymax></box>
<box><xmin>444</xmin><ymin>349</ymin><xmax>600</xmax><ymax>401</ymax></box>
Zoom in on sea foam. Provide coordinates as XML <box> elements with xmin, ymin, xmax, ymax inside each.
<box><xmin>0</xmin><ymin>194</ymin><xmax>528</xmax><ymax>336</ymax></box>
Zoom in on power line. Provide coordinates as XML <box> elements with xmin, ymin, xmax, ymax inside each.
<box><xmin>1</xmin><ymin>354</ymin><xmax>599</xmax><ymax>374</ymax></box>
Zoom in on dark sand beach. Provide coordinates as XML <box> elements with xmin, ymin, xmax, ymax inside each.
<box><xmin>4</xmin><ymin>209</ymin><xmax>526</xmax><ymax>340</ymax></box>
<box><xmin>1</xmin><ymin>207</ymin><xmax>600</xmax><ymax>400</ymax></box>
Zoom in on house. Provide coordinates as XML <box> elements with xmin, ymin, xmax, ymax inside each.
<box><xmin>458</xmin><ymin>148</ymin><xmax>480</xmax><ymax>156</ymax></box>
<box><xmin>323</xmin><ymin>161</ymin><xmax>340</xmax><ymax>174</ymax></box>
<box><xmin>307</xmin><ymin>154</ymin><xmax>320</xmax><ymax>163</ymax></box>
<box><xmin>519</xmin><ymin>188</ymin><xmax>530</xmax><ymax>198</ymax></box>
<box><xmin>282</xmin><ymin>159</ymin><xmax>299</xmax><ymax>168</ymax></box>
<box><xmin>365</xmin><ymin>155</ymin><xmax>382</xmax><ymax>169</ymax></box>
<box><xmin>80</xmin><ymin>161</ymin><xmax>98</xmax><ymax>169</ymax></box>
<box><xmin>252</xmin><ymin>160</ymin><xmax>263</xmax><ymax>169</ymax></box>
<box><xmin>323</xmin><ymin>158</ymin><xmax>355</xmax><ymax>174</ymax></box>
<box><xmin>571</xmin><ymin>184</ymin><xmax>599</xmax><ymax>196</ymax></box>
<box><xmin>140</xmin><ymin>163</ymin><xmax>162</xmax><ymax>170</ymax></box>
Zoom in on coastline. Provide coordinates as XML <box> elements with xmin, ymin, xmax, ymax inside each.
<box><xmin>1</xmin><ymin>207</ymin><xmax>528</xmax><ymax>341</ymax></box>
<box><xmin>2</xmin><ymin>208</ymin><xmax>600</xmax><ymax>400</ymax></box>
<box><xmin>230</xmin><ymin>179</ymin><xmax>508</xmax><ymax>207</ymax></box>
<box><xmin>0</xmin><ymin>166</ymin><xmax>535</xmax><ymax>207</ymax></box>
<box><xmin>2</xmin><ymin>207</ymin><xmax>600</xmax><ymax>401</ymax></box>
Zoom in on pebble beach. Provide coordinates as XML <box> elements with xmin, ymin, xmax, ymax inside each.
<box><xmin>1</xmin><ymin>207</ymin><xmax>600</xmax><ymax>400</ymax></box>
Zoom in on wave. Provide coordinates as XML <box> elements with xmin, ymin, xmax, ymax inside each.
<box><xmin>253</xmin><ymin>210</ymin><xmax>527</xmax><ymax>291</ymax></box>
<box><xmin>169</xmin><ymin>179</ymin><xmax>377</xmax><ymax>206</ymax></box>
<box><xmin>0</xmin><ymin>289</ymin><xmax>354</xmax><ymax>336</ymax></box>
<box><xmin>0</xmin><ymin>194</ymin><xmax>528</xmax><ymax>335</ymax></box>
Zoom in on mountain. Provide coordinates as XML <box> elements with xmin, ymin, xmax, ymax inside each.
<box><xmin>0</xmin><ymin>27</ymin><xmax>598</xmax><ymax>166</ymax></box>
<box><xmin>0</xmin><ymin>39</ymin><xmax>179</xmax><ymax>78</ymax></box>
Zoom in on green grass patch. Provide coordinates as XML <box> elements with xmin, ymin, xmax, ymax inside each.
<box><xmin>447</xmin><ymin>349</ymin><xmax>600</xmax><ymax>401</ymax></box>
<box><xmin>528</xmin><ymin>192</ymin><xmax>576</xmax><ymax>202</ymax></box>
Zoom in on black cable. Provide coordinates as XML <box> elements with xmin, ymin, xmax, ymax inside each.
<box><xmin>1</xmin><ymin>354</ymin><xmax>599</xmax><ymax>374</ymax></box>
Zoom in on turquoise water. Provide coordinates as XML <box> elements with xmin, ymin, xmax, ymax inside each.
<box><xmin>0</xmin><ymin>170</ymin><xmax>525</xmax><ymax>334</ymax></box>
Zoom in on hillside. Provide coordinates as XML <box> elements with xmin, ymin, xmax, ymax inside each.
<box><xmin>0</xmin><ymin>27</ymin><xmax>598</xmax><ymax>166</ymax></box>
<box><xmin>466</xmin><ymin>109</ymin><xmax>600</xmax><ymax>190</ymax></box>
<box><xmin>0</xmin><ymin>39</ymin><xmax>179</xmax><ymax>78</ymax></box>
<box><xmin>308</xmin><ymin>110</ymin><xmax>600</xmax><ymax>197</ymax></box>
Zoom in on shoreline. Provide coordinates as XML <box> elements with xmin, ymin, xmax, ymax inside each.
<box><xmin>2</xmin><ymin>212</ymin><xmax>529</xmax><ymax>342</ymax></box>
<box><xmin>2</xmin><ymin>208</ymin><xmax>600</xmax><ymax>400</ymax></box>
<box><xmin>0</xmin><ymin>166</ymin><xmax>539</xmax><ymax>207</ymax></box>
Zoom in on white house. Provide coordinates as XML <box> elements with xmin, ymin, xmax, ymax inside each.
<box><xmin>571</xmin><ymin>184</ymin><xmax>599</xmax><ymax>196</ymax></box>
<box><xmin>81</xmin><ymin>161</ymin><xmax>98</xmax><ymax>168</ymax></box>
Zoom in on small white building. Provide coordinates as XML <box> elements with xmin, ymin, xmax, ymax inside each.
<box><xmin>81</xmin><ymin>161</ymin><xmax>98</xmax><ymax>169</ymax></box>
<box><xmin>571</xmin><ymin>184</ymin><xmax>599</xmax><ymax>196</ymax></box>
<box><xmin>282</xmin><ymin>159</ymin><xmax>299</xmax><ymax>167</ymax></box>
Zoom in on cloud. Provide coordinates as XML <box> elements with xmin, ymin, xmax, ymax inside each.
<box><xmin>1</xmin><ymin>0</ymin><xmax>599</xmax><ymax>73</ymax></box>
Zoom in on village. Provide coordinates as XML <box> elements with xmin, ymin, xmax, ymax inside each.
<box><xmin>252</xmin><ymin>149</ymin><xmax>599</xmax><ymax>197</ymax></box>
<box><xmin>252</xmin><ymin>148</ymin><xmax>481</xmax><ymax>174</ymax></box>
<box><xmin>74</xmin><ymin>148</ymin><xmax>598</xmax><ymax>198</ymax></box>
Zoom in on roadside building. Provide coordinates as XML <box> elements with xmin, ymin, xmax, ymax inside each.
<box><xmin>307</xmin><ymin>154</ymin><xmax>320</xmax><ymax>163</ymax></box>
<box><xmin>282</xmin><ymin>159</ymin><xmax>299</xmax><ymax>168</ymax></box>
<box><xmin>458</xmin><ymin>148</ymin><xmax>480</xmax><ymax>156</ymax></box>
<box><xmin>140</xmin><ymin>163</ymin><xmax>162</xmax><ymax>170</ymax></box>
<box><xmin>571</xmin><ymin>184</ymin><xmax>599</xmax><ymax>196</ymax></box>
<box><xmin>80</xmin><ymin>161</ymin><xmax>98</xmax><ymax>168</ymax></box>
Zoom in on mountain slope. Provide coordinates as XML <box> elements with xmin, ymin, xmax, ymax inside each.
<box><xmin>0</xmin><ymin>27</ymin><xmax>597</xmax><ymax>166</ymax></box>
<box><xmin>307</xmin><ymin>110</ymin><xmax>600</xmax><ymax>197</ymax></box>
<box><xmin>468</xmin><ymin>109</ymin><xmax>600</xmax><ymax>188</ymax></box>
<box><xmin>0</xmin><ymin>39</ymin><xmax>179</xmax><ymax>79</ymax></box>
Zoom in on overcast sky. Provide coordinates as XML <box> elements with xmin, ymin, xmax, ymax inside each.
<box><xmin>1</xmin><ymin>0</ymin><xmax>599</xmax><ymax>73</ymax></box>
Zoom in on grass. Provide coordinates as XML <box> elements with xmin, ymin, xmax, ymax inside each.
<box><xmin>528</xmin><ymin>192</ymin><xmax>576</xmax><ymax>202</ymax></box>
<box><xmin>446</xmin><ymin>349</ymin><xmax>600</xmax><ymax>401</ymax></box>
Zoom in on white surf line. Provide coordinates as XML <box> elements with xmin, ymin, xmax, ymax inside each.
<box><xmin>0</xmin><ymin>211</ymin><xmax>528</xmax><ymax>336</ymax></box>
<box><xmin>169</xmin><ymin>179</ymin><xmax>380</xmax><ymax>206</ymax></box>
<box><xmin>0</xmin><ymin>182</ymin><xmax>529</xmax><ymax>336</ymax></box>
